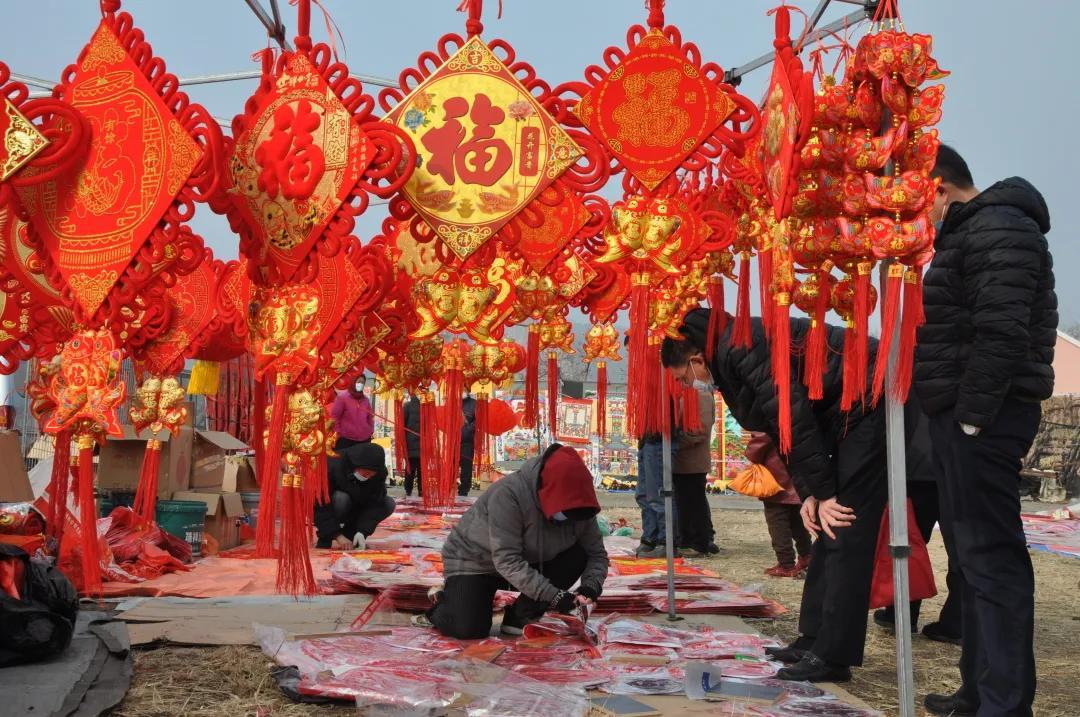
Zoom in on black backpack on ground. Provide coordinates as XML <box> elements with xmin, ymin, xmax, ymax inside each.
<box><xmin>0</xmin><ymin>543</ymin><xmax>78</xmax><ymax>666</ymax></box>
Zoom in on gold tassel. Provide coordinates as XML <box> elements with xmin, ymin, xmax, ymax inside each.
<box><xmin>187</xmin><ymin>360</ymin><xmax>220</xmax><ymax>396</ymax></box>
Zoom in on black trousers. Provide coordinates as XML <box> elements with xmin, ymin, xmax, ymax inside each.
<box><xmin>931</xmin><ymin>401</ymin><xmax>1040</xmax><ymax>716</ymax></box>
<box><xmin>763</xmin><ymin>502</ymin><xmax>812</xmax><ymax>567</ymax></box>
<box><xmin>405</xmin><ymin>456</ymin><xmax>422</xmax><ymax>497</ymax></box>
<box><xmin>428</xmin><ymin>543</ymin><xmax>587</xmax><ymax>639</ymax></box>
<box><xmin>879</xmin><ymin>480</ymin><xmax>963</xmax><ymax>632</ymax></box>
<box><xmin>673</xmin><ymin>472</ymin><xmax>714</xmax><ymax>550</ymax></box>
<box><xmin>314</xmin><ymin>491</ymin><xmax>396</xmax><ymax>548</ymax></box>
<box><xmin>458</xmin><ymin>458</ymin><xmax>474</xmax><ymax>497</ymax></box>
<box><xmin>798</xmin><ymin>413</ymin><xmax>888</xmax><ymax>667</ymax></box>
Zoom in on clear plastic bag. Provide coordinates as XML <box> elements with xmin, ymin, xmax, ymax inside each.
<box><xmin>600</xmin><ymin>664</ymin><xmax>686</xmax><ymax>695</ymax></box>
<box><xmin>760</xmin><ymin>695</ymin><xmax>884</xmax><ymax>716</ymax></box>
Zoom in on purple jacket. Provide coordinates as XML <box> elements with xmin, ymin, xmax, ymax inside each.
<box><xmin>331</xmin><ymin>391</ymin><xmax>374</xmax><ymax>442</ymax></box>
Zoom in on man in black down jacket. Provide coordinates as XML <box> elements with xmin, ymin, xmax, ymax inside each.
<box><xmin>665</xmin><ymin>309</ymin><xmax>887</xmax><ymax>683</ymax></box>
<box><xmin>915</xmin><ymin>146</ymin><xmax>1056</xmax><ymax>717</ymax></box>
<box><xmin>458</xmin><ymin>394</ymin><xmax>477</xmax><ymax>496</ymax></box>
<box><xmin>314</xmin><ymin>442</ymin><xmax>396</xmax><ymax>550</ymax></box>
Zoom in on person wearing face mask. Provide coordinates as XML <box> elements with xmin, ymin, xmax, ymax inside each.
<box><xmin>416</xmin><ymin>444</ymin><xmax>609</xmax><ymax>639</ymax></box>
<box><xmin>330</xmin><ymin>373</ymin><xmax>375</xmax><ymax>451</ymax></box>
<box><xmin>662</xmin><ymin>311</ymin><xmax>888</xmax><ymax>684</ymax></box>
<box><xmin>915</xmin><ymin>145</ymin><xmax>1056</xmax><ymax>717</ymax></box>
<box><xmin>314</xmin><ymin>442</ymin><xmax>396</xmax><ymax>550</ymax></box>
<box><xmin>671</xmin><ymin>357</ymin><xmax>719</xmax><ymax>556</ymax></box>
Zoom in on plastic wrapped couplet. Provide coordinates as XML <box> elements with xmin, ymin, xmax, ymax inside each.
<box><xmin>599</xmin><ymin>664</ymin><xmax>687</xmax><ymax>695</ymax></box>
<box><xmin>759</xmin><ymin>695</ymin><xmax>884</xmax><ymax>716</ymax></box>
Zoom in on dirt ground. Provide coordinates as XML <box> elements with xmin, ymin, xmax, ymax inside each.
<box><xmin>115</xmin><ymin>500</ymin><xmax>1080</xmax><ymax>717</ymax></box>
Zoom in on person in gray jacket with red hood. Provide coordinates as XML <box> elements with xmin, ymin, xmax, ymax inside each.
<box><xmin>420</xmin><ymin>444</ymin><xmax>609</xmax><ymax>639</ymax></box>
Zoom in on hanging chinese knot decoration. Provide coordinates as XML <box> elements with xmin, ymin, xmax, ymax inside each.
<box><xmin>555</xmin><ymin>0</ymin><xmax>757</xmax><ymax>439</ymax></box>
<box><xmin>582</xmin><ymin>323</ymin><xmax>621</xmax><ymax>440</ymax></box>
<box><xmin>0</xmin><ymin>1</ymin><xmax>224</xmax><ymax>593</ymax></box>
<box><xmin>461</xmin><ymin>339</ymin><xmax>524</xmax><ymax>476</ymax></box>
<box><xmin>214</xmin><ymin>0</ymin><xmax>413</xmax><ymax>594</ymax></box>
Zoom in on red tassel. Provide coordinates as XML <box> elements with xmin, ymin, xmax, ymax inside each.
<box><xmin>256</xmin><ymin>378</ymin><xmax>291</xmax><ymax>558</ymax></box>
<box><xmin>641</xmin><ymin>338</ymin><xmax>664</xmax><ymax>437</ymax></box>
<box><xmin>759</xmin><ymin>246</ymin><xmax>775</xmax><ymax>340</ymax></box>
<box><xmin>522</xmin><ymin>325</ymin><xmax>539</xmax><ymax>429</ymax></box>
<box><xmin>841</xmin><ymin>320</ymin><xmax>859</xmax><ymax>412</ymax></box>
<box><xmin>895</xmin><ymin>268</ymin><xmax>922</xmax><ymax>402</ymax></box>
<box><xmin>253</xmin><ymin>375</ymin><xmax>267</xmax><ymax>490</ymax></box>
<box><xmin>804</xmin><ymin>272</ymin><xmax>831</xmax><ymax>401</ymax></box>
<box><xmin>46</xmin><ymin>431</ymin><xmax>71</xmax><ymax>541</ymax></box>
<box><xmin>626</xmin><ymin>274</ymin><xmax>651</xmax><ymax>438</ymax></box>
<box><xmin>682</xmin><ymin>382</ymin><xmax>703</xmax><ymax>433</ymax></box>
<box><xmin>547</xmin><ymin>351</ymin><xmax>559</xmax><ymax>438</ymax></box>
<box><xmin>419</xmin><ymin>393</ymin><xmax>441</xmax><ymax>507</ymax></box>
<box><xmin>705</xmin><ymin>275</ymin><xmax>727</xmax><ymax>363</ymax></box>
<box><xmin>276</xmin><ymin>461</ymin><xmax>316</xmax><ymax>595</ymax></box>
<box><xmin>732</xmin><ymin>253</ymin><xmax>753</xmax><ymax>348</ymax></box>
<box><xmin>872</xmin><ymin>263</ymin><xmax>904</xmax><ymax>405</ymax></box>
<box><xmin>438</xmin><ymin>362</ymin><xmax>465</xmax><ymax>508</ymax></box>
<box><xmin>852</xmin><ymin>262</ymin><xmax>873</xmax><ymax>407</ymax></box>
<box><xmin>393</xmin><ymin>395</ymin><xmax>408</xmax><ymax>476</ymax></box>
<box><xmin>772</xmin><ymin>296</ymin><xmax>793</xmax><ymax>454</ymax></box>
<box><xmin>473</xmin><ymin>393</ymin><xmax>490</xmax><ymax>471</ymax></box>
<box><xmin>132</xmin><ymin>439</ymin><xmax>162</xmax><ymax>525</ymax></box>
<box><xmin>75</xmin><ymin>436</ymin><xmax>101</xmax><ymax>595</ymax></box>
<box><xmin>596</xmin><ymin>361</ymin><xmax>608</xmax><ymax>441</ymax></box>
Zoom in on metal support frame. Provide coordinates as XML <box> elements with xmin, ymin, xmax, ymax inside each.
<box><xmin>724</xmin><ymin>0</ymin><xmax>878</xmax><ymax>86</ymax></box>
<box><xmin>659</xmin><ymin>360</ymin><xmax>681</xmax><ymax>622</ymax></box>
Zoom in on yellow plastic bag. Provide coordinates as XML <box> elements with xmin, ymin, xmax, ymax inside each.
<box><xmin>729</xmin><ymin>464</ymin><xmax>783</xmax><ymax>498</ymax></box>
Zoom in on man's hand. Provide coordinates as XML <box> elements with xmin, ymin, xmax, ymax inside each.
<box><xmin>574</xmin><ymin>593</ymin><xmax>595</xmax><ymax>607</ymax></box>
<box><xmin>801</xmin><ymin>497</ymin><xmax>821</xmax><ymax>535</ymax></box>
<box><xmin>330</xmin><ymin>534</ymin><xmax>353</xmax><ymax>550</ymax></box>
<box><xmin>817</xmin><ymin>497</ymin><xmax>856</xmax><ymax>539</ymax></box>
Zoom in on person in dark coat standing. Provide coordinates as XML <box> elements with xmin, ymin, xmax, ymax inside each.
<box><xmin>872</xmin><ymin>397</ymin><xmax>963</xmax><ymax>645</ymax></box>
<box><xmin>744</xmin><ymin>432</ymin><xmax>812</xmax><ymax>578</ymax></box>
<box><xmin>458</xmin><ymin>394</ymin><xmax>477</xmax><ymax>497</ymax></box>
<box><xmin>314</xmin><ymin>442</ymin><xmax>396</xmax><ymax>550</ymax></box>
<box><xmin>915</xmin><ymin>146</ymin><xmax>1056</xmax><ymax>717</ymax></box>
<box><xmin>402</xmin><ymin>393</ymin><xmax>422</xmax><ymax>497</ymax></box>
<box><xmin>664</xmin><ymin>310</ymin><xmax>887</xmax><ymax>683</ymax></box>
<box><xmin>672</xmin><ymin>381</ymin><xmax>718</xmax><ymax>556</ymax></box>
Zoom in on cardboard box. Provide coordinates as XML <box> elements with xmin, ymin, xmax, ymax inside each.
<box><xmin>191</xmin><ymin>431</ymin><xmax>250</xmax><ymax>489</ymax></box>
<box><xmin>171</xmin><ymin>490</ymin><xmax>245</xmax><ymax>550</ymax></box>
<box><xmin>221</xmin><ymin>456</ymin><xmax>258</xmax><ymax>493</ymax></box>
<box><xmin>97</xmin><ymin>414</ymin><xmax>195</xmax><ymax>500</ymax></box>
<box><xmin>0</xmin><ymin>431</ymin><xmax>32</xmax><ymax>502</ymax></box>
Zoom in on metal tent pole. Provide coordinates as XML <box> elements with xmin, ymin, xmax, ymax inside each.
<box><xmin>659</xmin><ymin>360</ymin><xmax>680</xmax><ymax>622</ymax></box>
<box><xmin>882</xmin><ymin>261</ymin><xmax>915</xmax><ymax>717</ymax></box>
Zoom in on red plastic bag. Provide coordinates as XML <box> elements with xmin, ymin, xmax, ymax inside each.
<box><xmin>868</xmin><ymin>500</ymin><xmax>936</xmax><ymax>609</ymax></box>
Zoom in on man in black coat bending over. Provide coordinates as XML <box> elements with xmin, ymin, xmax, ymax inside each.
<box><xmin>314</xmin><ymin>442</ymin><xmax>396</xmax><ymax>550</ymax></box>
<box><xmin>663</xmin><ymin>311</ymin><xmax>887</xmax><ymax>683</ymax></box>
<box><xmin>915</xmin><ymin>146</ymin><xmax>1056</xmax><ymax>717</ymax></box>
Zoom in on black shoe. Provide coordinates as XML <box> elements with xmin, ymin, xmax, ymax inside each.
<box><xmin>766</xmin><ymin>638</ymin><xmax>812</xmax><ymax>664</ymax></box>
<box><xmin>775</xmin><ymin>653</ymin><xmax>851</xmax><ymax>683</ymax></box>
<box><xmin>873</xmin><ymin>608</ymin><xmax>918</xmax><ymax>634</ymax></box>
<box><xmin>706</xmin><ymin>542</ymin><xmax>722</xmax><ymax>555</ymax></box>
<box><xmin>922</xmin><ymin>622</ymin><xmax>963</xmax><ymax>646</ymax></box>
<box><xmin>924</xmin><ymin>692</ymin><xmax>978</xmax><ymax>716</ymax></box>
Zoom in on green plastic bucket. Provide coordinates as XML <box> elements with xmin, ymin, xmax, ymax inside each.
<box><xmin>97</xmin><ymin>498</ymin><xmax>114</xmax><ymax>518</ymax></box>
<box><xmin>239</xmin><ymin>492</ymin><xmax>261</xmax><ymax>531</ymax></box>
<box><xmin>156</xmin><ymin>500</ymin><xmax>208</xmax><ymax>557</ymax></box>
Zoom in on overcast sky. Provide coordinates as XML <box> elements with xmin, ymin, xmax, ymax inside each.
<box><xmin>7</xmin><ymin>0</ymin><xmax>1077</xmax><ymax>325</ymax></box>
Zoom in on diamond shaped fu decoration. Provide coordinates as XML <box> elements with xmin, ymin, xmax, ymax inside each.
<box><xmin>575</xmin><ymin>31</ymin><xmax>736</xmax><ymax>190</ymax></box>
<box><xmin>385</xmin><ymin>36</ymin><xmax>583</xmax><ymax>262</ymax></box>
<box><xmin>229</xmin><ymin>53</ymin><xmax>375</xmax><ymax>283</ymax></box>
<box><xmin>14</xmin><ymin>22</ymin><xmax>203</xmax><ymax>320</ymax></box>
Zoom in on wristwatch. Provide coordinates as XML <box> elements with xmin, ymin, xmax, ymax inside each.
<box><xmin>959</xmin><ymin>423</ymin><xmax>981</xmax><ymax>436</ymax></box>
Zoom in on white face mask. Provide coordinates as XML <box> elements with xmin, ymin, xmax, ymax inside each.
<box><xmin>552</xmin><ymin>511</ymin><xmax>568</xmax><ymax>522</ymax></box>
<box><xmin>690</xmin><ymin>360</ymin><xmax>711</xmax><ymax>392</ymax></box>
<box><xmin>354</xmin><ymin>470</ymin><xmax>370</xmax><ymax>482</ymax></box>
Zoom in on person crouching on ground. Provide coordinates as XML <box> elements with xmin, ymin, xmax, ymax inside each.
<box><xmin>314</xmin><ymin>442</ymin><xmax>396</xmax><ymax>550</ymax></box>
<box><xmin>743</xmin><ymin>432</ymin><xmax>812</xmax><ymax>578</ymax></box>
<box><xmin>663</xmin><ymin>310</ymin><xmax>886</xmax><ymax>683</ymax></box>
<box><xmin>421</xmin><ymin>444</ymin><xmax>609</xmax><ymax>639</ymax></box>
